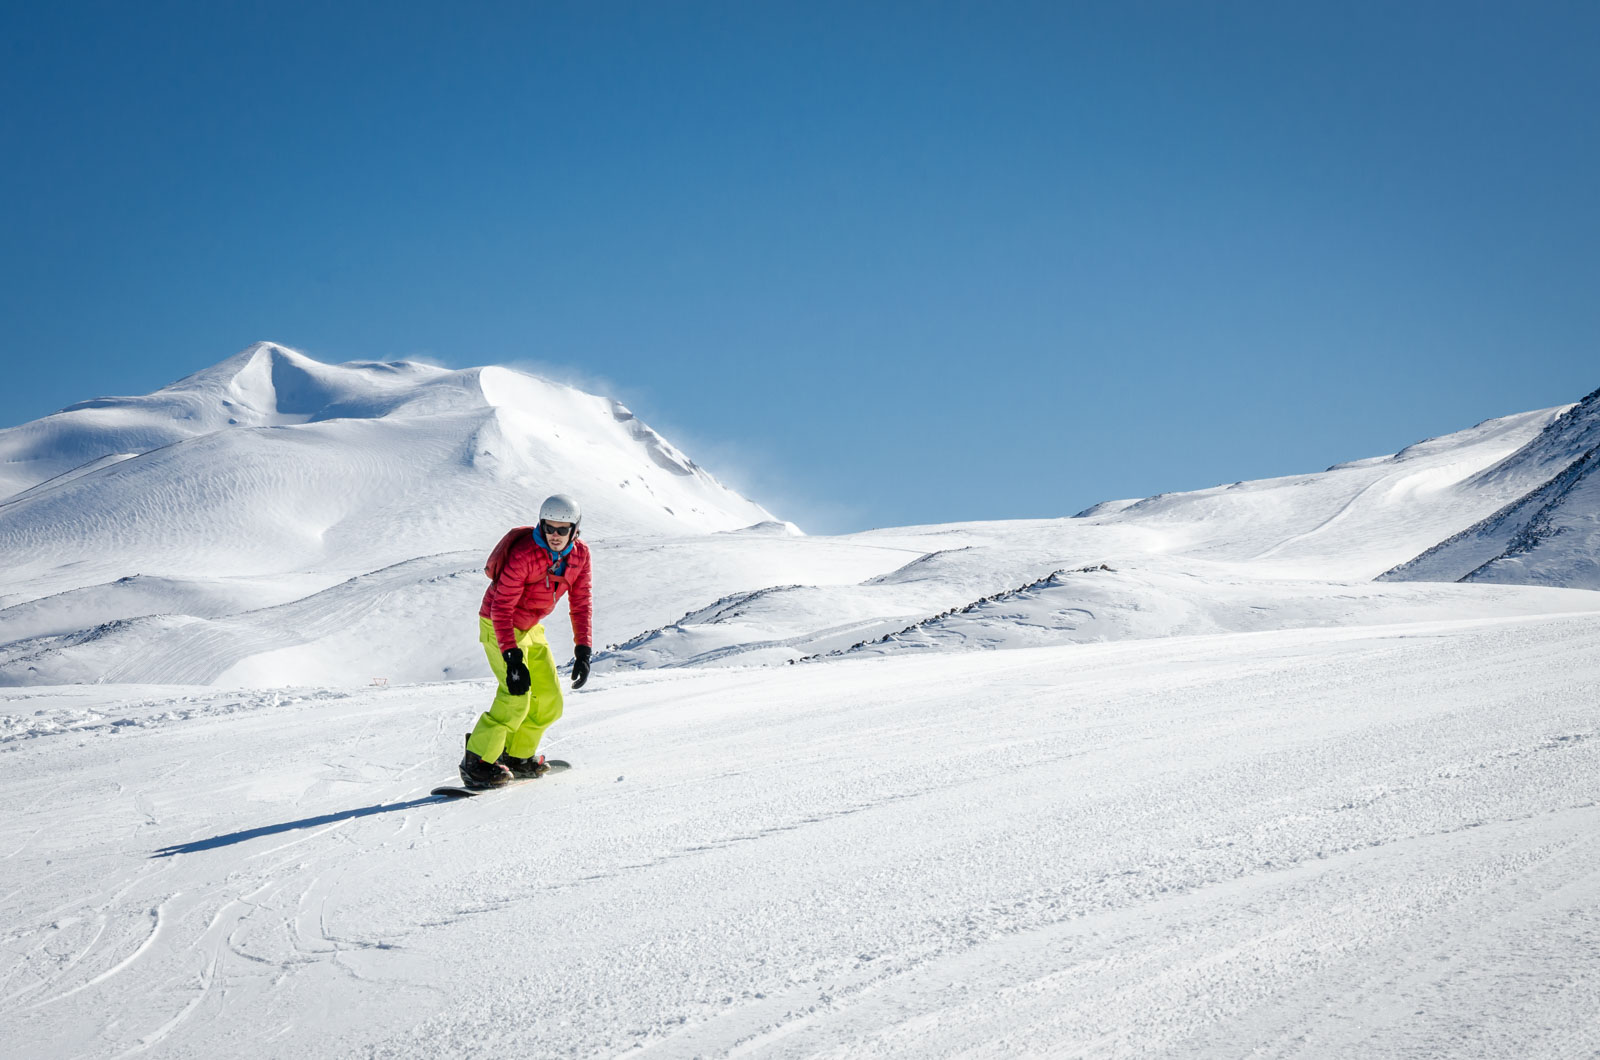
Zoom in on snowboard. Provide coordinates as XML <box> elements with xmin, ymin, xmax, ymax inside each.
<box><xmin>431</xmin><ymin>759</ymin><xmax>572</xmax><ymax>798</ymax></box>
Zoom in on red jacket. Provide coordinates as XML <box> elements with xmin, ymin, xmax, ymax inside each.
<box><xmin>479</xmin><ymin>531</ymin><xmax>593</xmax><ymax>653</ymax></box>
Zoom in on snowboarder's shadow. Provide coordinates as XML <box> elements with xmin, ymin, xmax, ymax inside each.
<box><xmin>150</xmin><ymin>796</ymin><xmax>439</xmax><ymax>858</ymax></box>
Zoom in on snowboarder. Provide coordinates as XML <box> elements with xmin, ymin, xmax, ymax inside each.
<box><xmin>459</xmin><ymin>494</ymin><xmax>593</xmax><ymax>789</ymax></box>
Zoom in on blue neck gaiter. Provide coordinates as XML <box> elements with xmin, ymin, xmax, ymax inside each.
<box><xmin>533</xmin><ymin>525</ymin><xmax>575</xmax><ymax>575</ymax></box>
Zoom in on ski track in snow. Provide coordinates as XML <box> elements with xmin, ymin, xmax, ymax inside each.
<box><xmin>2</xmin><ymin>614</ymin><xmax>1599</xmax><ymax>1058</ymax></box>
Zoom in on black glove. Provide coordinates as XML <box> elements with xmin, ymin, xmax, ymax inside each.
<box><xmin>571</xmin><ymin>644</ymin><xmax>592</xmax><ymax>689</ymax></box>
<box><xmin>502</xmin><ymin>647</ymin><xmax>531</xmax><ymax>696</ymax></box>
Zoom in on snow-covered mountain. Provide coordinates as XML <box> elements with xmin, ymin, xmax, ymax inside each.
<box><xmin>1068</xmin><ymin>405</ymin><xmax>1576</xmax><ymax>581</ymax></box>
<box><xmin>592</xmin><ymin>399</ymin><xmax>1600</xmax><ymax>673</ymax></box>
<box><xmin>3</xmin><ymin>362</ymin><xmax>1598</xmax><ymax>688</ymax></box>
<box><xmin>0</xmin><ymin>342</ymin><xmax>777</xmax><ymax>592</ymax></box>
<box><xmin>1379</xmin><ymin>386</ymin><xmax>1600</xmax><ymax>588</ymax></box>
<box><xmin>0</xmin><ymin>343</ymin><xmax>784</xmax><ymax>683</ymax></box>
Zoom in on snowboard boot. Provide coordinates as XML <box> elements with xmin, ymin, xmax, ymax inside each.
<box><xmin>459</xmin><ymin>738</ymin><xmax>513</xmax><ymax>790</ymax></box>
<box><xmin>499</xmin><ymin>752</ymin><xmax>550</xmax><ymax>780</ymax></box>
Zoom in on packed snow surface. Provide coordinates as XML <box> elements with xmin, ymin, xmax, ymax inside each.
<box><xmin>3</xmin><ymin>614</ymin><xmax>1599</xmax><ymax>1058</ymax></box>
<box><xmin>3</xmin><ymin>350</ymin><xmax>1599</xmax><ymax>1056</ymax></box>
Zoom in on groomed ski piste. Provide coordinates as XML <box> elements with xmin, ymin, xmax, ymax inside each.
<box><xmin>3</xmin><ymin>346</ymin><xmax>1598</xmax><ymax>1058</ymax></box>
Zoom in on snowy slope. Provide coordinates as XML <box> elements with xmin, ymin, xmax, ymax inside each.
<box><xmin>585</xmin><ymin>395</ymin><xmax>1598</xmax><ymax>673</ymax></box>
<box><xmin>810</xmin><ymin>560</ymin><xmax>1600</xmax><ymax>660</ymax></box>
<box><xmin>4</xmin><ymin>613</ymin><xmax>1599</xmax><ymax>1058</ymax></box>
<box><xmin>5</xmin><ymin>367</ymin><xmax>1600</xmax><ymax>1058</ymax></box>
<box><xmin>0</xmin><ymin>344</ymin><xmax>447</xmax><ymax>500</ymax></box>
<box><xmin>1070</xmin><ymin>406</ymin><xmax>1572</xmax><ymax>581</ymax></box>
<box><xmin>6</xmin><ymin>381</ymin><xmax>1600</xmax><ymax>686</ymax></box>
<box><xmin>592</xmin><ymin>536</ymin><xmax>1600</xmax><ymax>673</ymax></box>
<box><xmin>1461</xmin><ymin>448</ymin><xmax>1600</xmax><ymax>587</ymax></box>
<box><xmin>0</xmin><ymin>342</ymin><xmax>776</xmax><ymax>596</ymax></box>
<box><xmin>1381</xmin><ymin>386</ymin><xmax>1600</xmax><ymax>588</ymax></box>
<box><xmin>0</xmin><ymin>535</ymin><xmax>944</xmax><ymax>686</ymax></box>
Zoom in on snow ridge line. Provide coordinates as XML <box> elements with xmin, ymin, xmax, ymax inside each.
<box><xmin>0</xmin><ymin>453</ymin><xmax>140</xmax><ymax>511</ymax></box>
<box><xmin>1379</xmin><ymin>443</ymin><xmax>1600</xmax><ymax>583</ymax></box>
<box><xmin>791</xmin><ymin>564</ymin><xmax>1114</xmax><ymax>664</ymax></box>
<box><xmin>0</xmin><ymin>614</ymin><xmax>167</xmax><ymax>670</ymax></box>
<box><xmin>1464</xmin><ymin>383</ymin><xmax>1600</xmax><ymax>488</ymax></box>
<box><xmin>862</xmin><ymin>547</ymin><xmax>974</xmax><ymax>585</ymax></box>
<box><xmin>598</xmin><ymin>585</ymin><xmax>808</xmax><ymax>660</ymax></box>
<box><xmin>1468</xmin><ymin>445</ymin><xmax>1600</xmax><ymax>572</ymax></box>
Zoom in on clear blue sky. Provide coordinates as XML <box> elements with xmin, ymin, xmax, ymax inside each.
<box><xmin>3</xmin><ymin>2</ymin><xmax>1596</xmax><ymax>533</ymax></box>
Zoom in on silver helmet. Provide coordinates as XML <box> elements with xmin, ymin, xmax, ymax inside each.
<box><xmin>539</xmin><ymin>493</ymin><xmax>581</xmax><ymax>527</ymax></box>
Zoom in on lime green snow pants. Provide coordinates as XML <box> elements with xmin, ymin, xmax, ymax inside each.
<box><xmin>466</xmin><ymin>616</ymin><xmax>564</xmax><ymax>762</ymax></box>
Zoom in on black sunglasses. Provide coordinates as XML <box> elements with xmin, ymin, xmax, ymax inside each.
<box><xmin>541</xmin><ymin>521</ymin><xmax>575</xmax><ymax>537</ymax></box>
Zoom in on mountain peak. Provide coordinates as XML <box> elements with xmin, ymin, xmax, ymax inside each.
<box><xmin>0</xmin><ymin>343</ymin><xmax>780</xmax><ymax>587</ymax></box>
<box><xmin>162</xmin><ymin>342</ymin><xmax>453</xmax><ymax>422</ymax></box>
